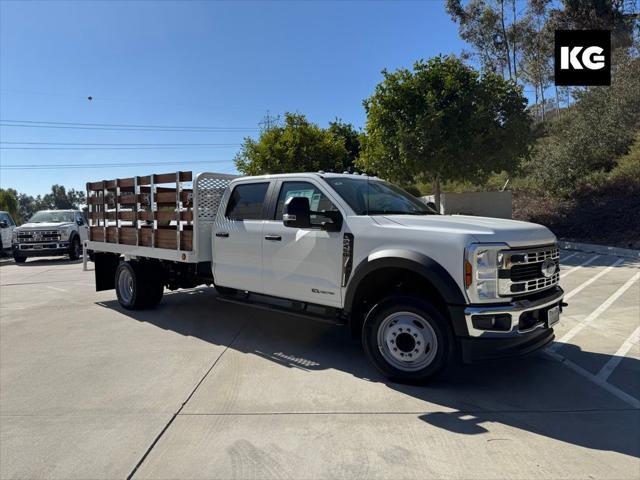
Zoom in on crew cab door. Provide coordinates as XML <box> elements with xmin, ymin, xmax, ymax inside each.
<box><xmin>0</xmin><ymin>212</ymin><xmax>16</xmax><ymax>249</ymax></box>
<box><xmin>212</xmin><ymin>181</ymin><xmax>270</xmax><ymax>293</ymax></box>
<box><xmin>261</xmin><ymin>180</ymin><xmax>344</xmax><ymax>307</ymax></box>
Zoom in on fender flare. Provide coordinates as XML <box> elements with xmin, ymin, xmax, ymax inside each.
<box><xmin>343</xmin><ymin>249</ymin><xmax>466</xmax><ymax>314</ymax></box>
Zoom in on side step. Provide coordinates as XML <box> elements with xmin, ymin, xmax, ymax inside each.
<box><xmin>216</xmin><ymin>290</ymin><xmax>347</xmax><ymax>326</ymax></box>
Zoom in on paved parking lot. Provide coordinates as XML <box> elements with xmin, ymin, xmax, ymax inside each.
<box><xmin>1</xmin><ymin>250</ymin><xmax>638</xmax><ymax>479</ymax></box>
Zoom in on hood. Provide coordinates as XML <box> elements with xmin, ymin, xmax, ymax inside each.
<box><xmin>380</xmin><ymin>214</ymin><xmax>556</xmax><ymax>248</ymax></box>
<box><xmin>17</xmin><ymin>222</ymin><xmax>74</xmax><ymax>231</ymax></box>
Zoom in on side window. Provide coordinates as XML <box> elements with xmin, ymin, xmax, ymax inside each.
<box><xmin>225</xmin><ymin>183</ymin><xmax>269</xmax><ymax>220</ymax></box>
<box><xmin>0</xmin><ymin>213</ymin><xmax>10</xmax><ymax>225</ymax></box>
<box><xmin>274</xmin><ymin>181</ymin><xmax>338</xmax><ymax>226</ymax></box>
<box><xmin>75</xmin><ymin>213</ymin><xmax>85</xmax><ymax>225</ymax></box>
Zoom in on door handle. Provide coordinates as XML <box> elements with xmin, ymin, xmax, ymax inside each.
<box><xmin>215</xmin><ymin>232</ymin><xmax>229</xmax><ymax>238</ymax></box>
<box><xmin>264</xmin><ymin>234</ymin><xmax>282</xmax><ymax>241</ymax></box>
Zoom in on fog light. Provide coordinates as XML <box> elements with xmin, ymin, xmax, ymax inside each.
<box><xmin>472</xmin><ymin>314</ymin><xmax>511</xmax><ymax>331</ymax></box>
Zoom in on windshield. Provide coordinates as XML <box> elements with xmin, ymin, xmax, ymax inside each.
<box><xmin>325</xmin><ymin>178</ymin><xmax>437</xmax><ymax>215</ymax></box>
<box><xmin>28</xmin><ymin>211</ymin><xmax>75</xmax><ymax>223</ymax></box>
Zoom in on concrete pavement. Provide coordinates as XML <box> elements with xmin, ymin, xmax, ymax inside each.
<box><xmin>1</xmin><ymin>252</ymin><xmax>638</xmax><ymax>479</ymax></box>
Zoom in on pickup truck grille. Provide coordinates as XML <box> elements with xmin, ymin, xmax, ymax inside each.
<box><xmin>498</xmin><ymin>245</ymin><xmax>560</xmax><ymax>296</ymax></box>
<box><xmin>16</xmin><ymin>230</ymin><xmax>61</xmax><ymax>243</ymax></box>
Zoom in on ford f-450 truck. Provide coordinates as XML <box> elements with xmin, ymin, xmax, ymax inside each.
<box><xmin>86</xmin><ymin>171</ymin><xmax>563</xmax><ymax>384</ymax></box>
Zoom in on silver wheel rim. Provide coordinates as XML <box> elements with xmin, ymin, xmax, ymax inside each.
<box><xmin>117</xmin><ymin>268</ymin><xmax>134</xmax><ymax>304</ymax></box>
<box><xmin>377</xmin><ymin>311</ymin><xmax>438</xmax><ymax>372</ymax></box>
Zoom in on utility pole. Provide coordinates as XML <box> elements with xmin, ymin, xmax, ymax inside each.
<box><xmin>258</xmin><ymin>110</ymin><xmax>280</xmax><ymax>133</ymax></box>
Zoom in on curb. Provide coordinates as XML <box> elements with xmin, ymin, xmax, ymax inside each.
<box><xmin>559</xmin><ymin>240</ymin><xmax>640</xmax><ymax>260</ymax></box>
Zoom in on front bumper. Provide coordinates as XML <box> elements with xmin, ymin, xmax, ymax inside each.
<box><xmin>453</xmin><ymin>287</ymin><xmax>564</xmax><ymax>362</ymax></box>
<box><xmin>13</xmin><ymin>242</ymin><xmax>70</xmax><ymax>257</ymax></box>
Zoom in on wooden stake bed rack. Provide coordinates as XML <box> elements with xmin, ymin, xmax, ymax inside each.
<box><xmin>87</xmin><ymin>171</ymin><xmax>194</xmax><ymax>251</ymax></box>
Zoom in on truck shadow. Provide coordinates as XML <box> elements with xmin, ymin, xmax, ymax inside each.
<box><xmin>97</xmin><ymin>287</ymin><xmax>639</xmax><ymax>459</ymax></box>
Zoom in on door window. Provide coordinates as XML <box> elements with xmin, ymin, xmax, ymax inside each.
<box><xmin>0</xmin><ymin>213</ymin><xmax>14</xmax><ymax>226</ymax></box>
<box><xmin>274</xmin><ymin>181</ymin><xmax>338</xmax><ymax>227</ymax></box>
<box><xmin>75</xmin><ymin>212</ymin><xmax>86</xmax><ymax>225</ymax></box>
<box><xmin>225</xmin><ymin>183</ymin><xmax>269</xmax><ymax>220</ymax></box>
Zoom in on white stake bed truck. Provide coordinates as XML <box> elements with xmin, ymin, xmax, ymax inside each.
<box><xmin>86</xmin><ymin>170</ymin><xmax>564</xmax><ymax>383</ymax></box>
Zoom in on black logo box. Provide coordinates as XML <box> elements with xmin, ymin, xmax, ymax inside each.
<box><xmin>554</xmin><ymin>30</ymin><xmax>611</xmax><ymax>86</ymax></box>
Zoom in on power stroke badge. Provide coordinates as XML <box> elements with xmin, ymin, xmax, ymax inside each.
<box><xmin>554</xmin><ymin>30</ymin><xmax>611</xmax><ymax>86</ymax></box>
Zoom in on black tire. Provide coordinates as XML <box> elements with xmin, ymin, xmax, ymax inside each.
<box><xmin>68</xmin><ymin>236</ymin><xmax>81</xmax><ymax>260</ymax></box>
<box><xmin>114</xmin><ymin>261</ymin><xmax>163</xmax><ymax>310</ymax></box>
<box><xmin>13</xmin><ymin>252</ymin><xmax>27</xmax><ymax>264</ymax></box>
<box><xmin>362</xmin><ymin>295</ymin><xmax>454</xmax><ymax>384</ymax></box>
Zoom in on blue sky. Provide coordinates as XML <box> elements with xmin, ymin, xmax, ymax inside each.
<box><xmin>0</xmin><ymin>0</ymin><xmax>467</xmax><ymax>196</ymax></box>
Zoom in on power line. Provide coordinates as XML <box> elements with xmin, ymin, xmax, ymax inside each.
<box><xmin>0</xmin><ymin>119</ymin><xmax>258</xmax><ymax>132</ymax></box>
<box><xmin>1</xmin><ymin>146</ymin><xmax>240</xmax><ymax>150</ymax></box>
<box><xmin>1</xmin><ymin>142</ymin><xmax>242</xmax><ymax>146</ymax></box>
<box><xmin>0</xmin><ymin>160</ymin><xmax>235</xmax><ymax>170</ymax></box>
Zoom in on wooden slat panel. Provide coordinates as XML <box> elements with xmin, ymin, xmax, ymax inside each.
<box><xmin>139</xmin><ymin>227</ymin><xmax>152</xmax><ymax>247</ymax></box>
<box><xmin>119</xmin><ymin>211</ymin><xmax>135</xmax><ymax>221</ymax></box>
<box><xmin>118</xmin><ymin>227</ymin><xmax>137</xmax><ymax>245</ymax></box>
<box><xmin>118</xmin><ymin>194</ymin><xmax>138</xmax><ymax>205</ymax></box>
<box><xmin>105</xmin><ymin>180</ymin><xmax>118</xmax><ymax>189</ymax></box>
<box><xmin>179</xmin><ymin>171</ymin><xmax>192</xmax><ymax>182</ymax></box>
<box><xmin>87</xmin><ymin>181</ymin><xmax>105</xmax><ymax>191</ymax></box>
<box><xmin>119</xmin><ymin>177</ymin><xmax>135</xmax><ymax>188</ymax></box>
<box><xmin>89</xmin><ymin>227</ymin><xmax>104</xmax><ymax>241</ymax></box>
<box><xmin>106</xmin><ymin>227</ymin><xmax>118</xmax><ymax>243</ymax></box>
<box><xmin>137</xmin><ymin>175</ymin><xmax>151</xmax><ymax>186</ymax></box>
<box><xmin>89</xmin><ymin>211</ymin><xmax>105</xmax><ymax>220</ymax></box>
<box><xmin>88</xmin><ymin>196</ymin><xmax>104</xmax><ymax>205</ymax></box>
<box><xmin>153</xmin><ymin>173</ymin><xmax>179</xmax><ymax>184</ymax></box>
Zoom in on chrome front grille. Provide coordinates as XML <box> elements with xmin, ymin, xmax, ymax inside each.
<box><xmin>16</xmin><ymin>230</ymin><xmax>61</xmax><ymax>243</ymax></box>
<box><xmin>498</xmin><ymin>245</ymin><xmax>560</xmax><ymax>296</ymax></box>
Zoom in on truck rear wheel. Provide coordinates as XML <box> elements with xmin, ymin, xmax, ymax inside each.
<box><xmin>115</xmin><ymin>261</ymin><xmax>164</xmax><ymax>310</ymax></box>
<box><xmin>362</xmin><ymin>295</ymin><xmax>454</xmax><ymax>384</ymax></box>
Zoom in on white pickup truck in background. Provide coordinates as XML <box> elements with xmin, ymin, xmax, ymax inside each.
<box><xmin>12</xmin><ymin>210</ymin><xmax>88</xmax><ymax>263</ymax></box>
<box><xmin>86</xmin><ymin>171</ymin><xmax>564</xmax><ymax>384</ymax></box>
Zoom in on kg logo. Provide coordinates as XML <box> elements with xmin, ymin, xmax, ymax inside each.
<box><xmin>554</xmin><ymin>30</ymin><xmax>611</xmax><ymax>86</ymax></box>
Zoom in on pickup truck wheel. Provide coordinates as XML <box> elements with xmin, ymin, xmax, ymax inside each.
<box><xmin>362</xmin><ymin>295</ymin><xmax>454</xmax><ymax>384</ymax></box>
<box><xmin>13</xmin><ymin>253</ymin><xmax>27</xmax><ymax>264</ymax></box>
<box><xmin>68</xmin><ymin>236</ymin><xmax>81</xmax><ymax>260</ymax></box>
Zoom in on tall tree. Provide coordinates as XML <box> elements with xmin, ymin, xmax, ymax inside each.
<box><xmin>0</xmin><ymin>189</ymin><xmax>19</xmax><ymax>221</ymax></box>
<box><xmin>328</xmin><ymin>119</ymin><xmax>362</xmax><ymax>168</ymax></box>
<box><xmin>40</xmin><ymin>185</ymin><xmax>85</xmax><ymax>210</ymax></box>
<box><xmin>234</xmin><ymin>113</ymin><xmax>352</xmax><ymax>175</ymax></box>
<box><xmin>358</xmin><ymin>55</ymin><xmax>532</xmax><ymax>209</ymax></box>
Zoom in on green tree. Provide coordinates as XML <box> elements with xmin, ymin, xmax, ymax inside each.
<box><xmin>358</xmin><ymin>55</ymin><xmax>532</xmax><ymax>209</ymax></box>
<box><xmin>0</xmin><ymin>189</ymin><xmax>19</xmax><ymax>221</ymax></box>
<box><xmin>328</xmin><ymin>119</ymin><xmax>362</xmax><ymax>168</ymax></box>
<box><xmin>40</xmin><ymin>185</ymin><xmax>86</xmax><ymax>210</ymax></box>
<box><xmin>234</xmin><ymin>113</ymin><xmax>352</xmax><ymax>175</ymax></box>
<box><xmin>528</xmin><ymin>53</ymin><xmax>640</xmax><ymax>194</ymax></box>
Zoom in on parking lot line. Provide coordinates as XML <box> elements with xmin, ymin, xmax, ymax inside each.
<box><xmin>564</xmin><ymin>258</ymin><xmax>625</xmax><ymax>299</ymax></box>
<box><xmin>596</xmin><ymin>326</ymin><xmax>640</xmax><ymax>382</ymax></box>
<box><xmin>560</xmin><ymin>251</ymin><xmax>579</xmax><ymax>262</ymax></box>
<box><xmin>544</xmin><ymin>350</ymin><xmax>640</xmax><ymax>409</ymax></box>
<box><xmin>560</xmin><ymin>254</ymin><xmax>600</xmax><ymax>278</ymax></box>
<box><xmin>553</xmin><ymin>271</ymin><xmax>640</xmax><ymax>350</ymax></box>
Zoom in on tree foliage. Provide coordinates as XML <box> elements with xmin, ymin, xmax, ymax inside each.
<box><xmin>234</xmin><ymin>113</ymin><xmax>357</xmax><ymax>175</ymax></box>
<box><xmin>527</xmin><ymin>53</ymin><xmax>640</xmax><ymax>194</ymax></box>
<box><xmin>0</xmin><ymin>189</ymin><xmax>19</xmax><ymax>221</ymax></box>
<box><xmin>358</xmin><ymin>55</ymin><xmax>531</xmax><ymax>194</ymax></box>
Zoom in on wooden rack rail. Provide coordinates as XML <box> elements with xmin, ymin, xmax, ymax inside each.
<box><xmin>86</xmin><ymin>171</ymin><xmax>194</xmax><ymax>251</ymax></box>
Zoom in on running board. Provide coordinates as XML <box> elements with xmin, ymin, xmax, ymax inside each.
<box><xmin>216</xmin><ymin>291</ymin><xmax>347</xmax><ymax>326</ymax></box>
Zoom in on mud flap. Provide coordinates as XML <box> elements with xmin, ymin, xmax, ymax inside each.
<box><xmin>94</xmin><ymin>252</ymin><xmax>121</xmax><ymax>291</ymax></box>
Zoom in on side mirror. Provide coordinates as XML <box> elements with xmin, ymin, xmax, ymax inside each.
<box><xmin>283</xmin><ymin>196</ymin><xmax>311</xmax><ymax>229</ymax></box>
<box><xmin>426</xmin><ymin>201</ymin><xmax>438</xmax><ymax>212</ymax></box>
<box><xmin>77</xmin><ymin>220</ymin><xmax>84</xmax><ymax>226</ymax></box>
<box><xmin>319</xmin><ymin>210</ymin><xmax>343</xmax><ymax>232</ymax></box>
<box><xmin>0</xmin><ymin>220</ymin><xmax>7</xmax><ymax>228</ymax></box>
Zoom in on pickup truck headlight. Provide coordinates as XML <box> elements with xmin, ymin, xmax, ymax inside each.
<box><xmin>12</xmin><ymin>230</ymin><xmax>18</xmax><ymax>243</ymax></box>
<box><xmin>59</xmin><ymin>227</ymin><xmax>71</xmax><ymax>240</ymax></box>
<box><xmin>464</xmin><ymin>243</ymin><xmax>507</xmax><ymax>303</ymax></box>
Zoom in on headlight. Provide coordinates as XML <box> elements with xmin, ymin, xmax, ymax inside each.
<box><xmin>12</xmin><ymin>230</ymin><xmax>18</xmax><ymax>242</ymax></box>
<box><xmin>59</xmin><ymin>227</ymin><xmax>71</xmax><ymax>240</ymax></box>
<box><xmin>464</xmin><ymin>243</ymin><xmax>507</xmax><ymax>303</ymax></box>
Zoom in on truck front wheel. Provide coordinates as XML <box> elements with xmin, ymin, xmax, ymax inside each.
<box><xmin>68</xmin><ymin>236</ymin><xmax>81</xmax><ymax>260</ymax></box>
<box><xmin>115</xmin><ymin>261</ymin><xmax>163</xmax><ymax>309</ymax></box>
<box><xmin>362</xmin><ymin>295</ymin><xmax>454</xmax><ymax>384</ymax></box>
